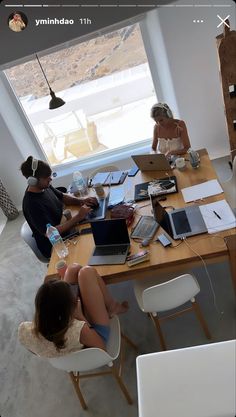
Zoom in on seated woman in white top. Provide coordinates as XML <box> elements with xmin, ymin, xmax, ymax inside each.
<box><xmin>151</xmin><ymin>103</ymin><xmax>191</xmax><ymax>157</ymax></box>
<box><xmin>18</xmin><ymin>264</ymin><xmax>128</xmax><ymax>357</ymax></box>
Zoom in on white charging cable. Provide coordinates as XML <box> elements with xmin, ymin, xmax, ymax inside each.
<box><xmin>182</xmin><ymin>237</ymin><xmax>224</xmax><ymax>316</ymax></box>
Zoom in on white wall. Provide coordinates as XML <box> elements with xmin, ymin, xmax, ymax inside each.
<box><xmin>0</xmin><ymin>74</ymin><xmax>45</xmax><ymax>209</ymax></box>
<box><xmin>141</xmin><ymin>1</ymin><xmax>235</xmax><ymax>158</ymax></box>
<box><xmin>0</xmin><ymin>113</ymin><xmax>25</xmax><ymax>209</ymax></box>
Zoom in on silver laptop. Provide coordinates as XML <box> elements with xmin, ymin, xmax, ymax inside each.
<box><xmin>131</xmin><ymin>154</ymin><xmax>172</xmax><ymax>171</ymax></box>
<box><xmin>79</xmin><ymin>192</ymin><xmax>110</xmax><ymax>224</ymax></box>
<box><xmin>88</xmin><ymin>218</ymin><xmax>130</xmax><ymax>265</ymax></box>
<box><xmin>151</xmin><ymin>195</ymin><xmax>207</xmax><ymax>240</ymax></box>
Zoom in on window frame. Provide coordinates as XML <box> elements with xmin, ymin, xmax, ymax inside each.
<box><xmin>2</xmin><ymin>13</ymin><xmax>157</xmax><ymax>176</ymax></box>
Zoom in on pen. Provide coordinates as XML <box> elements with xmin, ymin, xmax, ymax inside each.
<box><xmin>213</xmin><ymin>210</ymin><xmax>221</xmax><ymax>220</ymax></box>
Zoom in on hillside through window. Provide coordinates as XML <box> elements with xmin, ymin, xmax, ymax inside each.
<box><xmin>5</xmin><ymin>23</ymin><xmax>157</xmax><ymax>167</ymax></box>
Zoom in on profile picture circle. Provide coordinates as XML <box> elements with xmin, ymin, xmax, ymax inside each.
<box><xmin>8</xmin><ymin>11</ymin><xmax>28</xmax><ymax>32</ymax></box>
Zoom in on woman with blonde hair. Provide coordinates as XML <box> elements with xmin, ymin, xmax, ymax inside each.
<box><xmin>150</xmin><ymin>103</ymin><xmax>191</xmax><ymax>157</ymax></box>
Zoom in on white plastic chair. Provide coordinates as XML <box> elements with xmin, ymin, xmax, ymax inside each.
<box><xmin>20</xmin><ymin>221</ymin><xmax>49</xmax><ymax>263</ymax></box>
<box><xmin>89</xmin><ymin>165</ymin><xmax>119</xmax><ymax>180</ymax></box>
<box><xmin>220</xmin><ymin>157</ymin><xmax>236</xmax><ymax>209</ymax></box>
<box><xmin>48</xmin><ymin>316</ymin><xmax>136</xmax><ymax>410</ymax></box>
<box><xmin>134</xmin><ymin>273</ymin><xmax>211</xmax><ymax>350</ymax></box>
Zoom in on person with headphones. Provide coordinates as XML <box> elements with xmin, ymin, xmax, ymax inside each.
<box><xmin>20</xmin><ymin>156</ymin><xmax>98</xmax><ymax>259</ymax></box>
<box><xmin>150</xmin><ymin>103</ymin><xmax>191</xmax><ymax>156</ymax></box>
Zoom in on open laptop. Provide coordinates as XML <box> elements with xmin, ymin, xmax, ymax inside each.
<box><xmin>131</xmin><ymin>154</ymin><xmax>172</xmax><ymax>171</ymax></box>
<box><xmin>151</xmin><ymin>195</ymin><xmax>207</xmax><ymax>240</ymax></box>
<box><xmin>79</xmin><ymin>192</ymin><xmax>110</xmax><ymax>224</ymax></box>
<box><xmin>88</xmin><ymin>218</ymin><xmax>130</xmax><ymax>265</ymax></box>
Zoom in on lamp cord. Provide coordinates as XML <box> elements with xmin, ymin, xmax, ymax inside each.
<box><xmin>35</xmin><ymin>53</ymin><xmax>51</xmax><ymax>90</ymax></box>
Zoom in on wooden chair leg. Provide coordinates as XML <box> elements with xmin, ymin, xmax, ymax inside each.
<box><xmin>69</xmin><ymin>371</ymin><xmax>87</xmax><ymax>410</ymax></box>
<box><xmin>192</xmin><ymin>301</ymin><xmax>212</xmax><ymax>340</ymax></box>
<box><xmin>111</xmin><ymin>365</ymin><xmax>133</xmax><ymax>405</ymax></box>
<box><xmin>149</xmin><ymin>313</ymin><xmax>167</xmax><ymax>351</ymax></box>
<box><xmin>121</xmin><ymin>332</ymin><xmax>138</xmax><ymax>351</ymax></box>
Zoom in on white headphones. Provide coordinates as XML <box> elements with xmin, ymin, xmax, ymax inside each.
<box><xmin>162</xmin><ymin>104</ymin><xmax>173</xmax><ymax>118</ymax></box>
<box><xmin>151</xmin><ymin>103</ymin><xmax>173</xmax><ymax>119</ymax></box>
<box><xmin>27</xmin><ymin>158</ymin><xmax>38</xmax><ymax>186</ymax></box>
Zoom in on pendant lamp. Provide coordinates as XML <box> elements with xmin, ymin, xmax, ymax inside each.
<box><xmin>35</xmin><ymin>53</ymin><xmax>65</xmax><ymax>110</ymax></box>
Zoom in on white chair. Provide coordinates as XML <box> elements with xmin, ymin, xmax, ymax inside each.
<box><xmin>20</xmin><ymin>221</ymin><xmax>49</xmax><ymax>263</ymax></box>
<box><xmin>220</xmin><ymin>157</ymin><xmax>236</xmax><ymax>209</ymax></box>
<box><xmin>89</xmin><ymin>165</ymin><xmax>119</xmax><ymax>180</ymax></box>
<box><xmin>48</xmin><ymin>316</ymin><xmax>136</xmax><ymax>410</ymax></box>
<box><xmin>134</xmin><ymin>273</ymin><xmax>211</xmax><ymax>350</ymax></box>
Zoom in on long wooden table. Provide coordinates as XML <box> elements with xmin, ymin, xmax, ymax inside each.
<box><xmin>47</xmin><ymin>149</ymin><xmax>236</xmax><ymax>284</ymax></box>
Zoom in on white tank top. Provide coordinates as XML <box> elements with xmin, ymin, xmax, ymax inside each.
<box><xmin>156</xmin><ymin>124</ymin><xmax>184</xmax><ymax>154</ymax></box>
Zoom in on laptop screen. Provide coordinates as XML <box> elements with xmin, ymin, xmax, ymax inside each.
<box><xmin>91</xmin><ymin>219</ymin><xmax>130</xmax><ymax>246</ymax></box>
<box><xmin>151</xmin><ymin>195</ymin><xmax>174</xmax><ymax>238</ymax></box>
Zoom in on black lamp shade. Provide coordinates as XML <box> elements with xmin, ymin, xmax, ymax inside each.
<box><xmin>49</xmin><ymin>89</ymin><xmax>65</xmax><ymax>110</ymax></box>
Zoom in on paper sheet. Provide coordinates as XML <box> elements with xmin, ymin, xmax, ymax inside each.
<box><xmin>181</xmin><ymin>179</ymin><xmax>223</xmax><ymax>203</ymax></box>
<box><xmin>199</xmin><ymin>200</ymin><xmax>236</xmax><ymax>234</ymax></box>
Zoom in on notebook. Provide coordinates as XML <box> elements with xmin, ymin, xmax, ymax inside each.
<box><xmin>151</xmin><ymin>195</ymin><xmax>207</xmax><ymax>240</ymax></box>
<box><xmin>131</xmin><ymin>154</ymin><xmax>172</xmax><ymax>171</ymax></box>
<box><xmin>134</xmin><ymin>176</ymin><xmax>178</xmax><ymax>202</ymax></box>
<box><xmin>88</xmin><ymin>218</ymin><xmax>130</xmax><ymax>265</ymax></box>
<box><xmin>181</xmin><ymin>179</ymin><xmax>223</xmax><ymax>203</ymax></box>
<box><xmin>79</xmin><ymin>192</ymin><xmax>110</xmax><ymax>224</ymax></box>
<box><xmin>199</xmin><ymin>200</ymin><xmax>236</xmax><ymax>234</ymax></box>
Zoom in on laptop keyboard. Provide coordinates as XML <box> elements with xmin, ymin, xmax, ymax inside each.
<box><xmin>172</xmin><ymin>211</ymin><xmax>191</xmax><ymax>234</ymax></box>
<box><xmin>94</xmin><ymin>245</ymin><xmax>128</xmax><ymax>256</ymax></box>
<box><xmin>87</xmin><ymin>203</ymin><xmax>103</xmax><ymax>219</ymax></box>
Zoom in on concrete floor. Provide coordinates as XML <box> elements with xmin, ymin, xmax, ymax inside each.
<box><xmin>0</xmin><ymin>156</ymin><xmax>235</xmax><ymax>417</ymax></box>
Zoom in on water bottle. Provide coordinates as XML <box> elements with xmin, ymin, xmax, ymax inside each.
<box><xmin>46</xmin><ymin>224</ymin><xmax>69</xmax><ymax>258</ymax></box>
<box><xmin>188</xmin><ymin>148</ymin><xmax>200</xmax><ymax>169</ymax></box>
<box><xmin>73</xmin><ymin>171</ymin><xmax>88</xmax><ymax>197</ymax></box>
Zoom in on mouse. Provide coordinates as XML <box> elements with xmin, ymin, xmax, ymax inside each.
<box><xmin>140</xmin><ymin>238</ymin><xmax>151</xmax><ymax>247</ymax></box>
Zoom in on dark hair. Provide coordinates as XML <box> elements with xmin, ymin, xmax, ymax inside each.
<box><xmin>34</xmin><ymin>280</ymin><xmax>76</xmax><ymax>350</ymax></box>
<box><xmin>20</xmin><ymin>156</ymin><xmax>52</xmax><ymax>180</ymax></box>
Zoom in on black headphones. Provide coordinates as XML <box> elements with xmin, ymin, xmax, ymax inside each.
<box><xmin>27</xmin><ymin>158</ymin><xmax>38</xmax><ymax>186</ymax></box>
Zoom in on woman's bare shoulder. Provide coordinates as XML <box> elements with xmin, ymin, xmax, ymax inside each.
<box><xmin>174</xmin><ymin>119</ymin><xmax>186</xmax><ymax>127</ymax></box>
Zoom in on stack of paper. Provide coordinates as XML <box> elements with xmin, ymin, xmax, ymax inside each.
<box><xmin>181</xmin><ymin>180</ymin><xmax>223</xmax><ymax>203</ymax></box>
<box><xmin>199</xmin><ymin>200</ymin><xmax>236</xmax><ymax>234</ymax></box>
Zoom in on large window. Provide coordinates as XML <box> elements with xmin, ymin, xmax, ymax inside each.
<box><xmin>5</xmin><ymin>23</ymin><xmax>157</xmax><ymax>167</ymax></box>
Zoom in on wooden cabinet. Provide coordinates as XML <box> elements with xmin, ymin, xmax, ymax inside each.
<box><xmin>216</xmin><ymin>20</ymin><xmax>236</xmax><ymax>161</ymax></box>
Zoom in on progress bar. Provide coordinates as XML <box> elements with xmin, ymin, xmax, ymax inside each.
<box><xmin>4</xmin><ymin>3</ymin><xmax>233</xmax><ymax>7</ymax></box>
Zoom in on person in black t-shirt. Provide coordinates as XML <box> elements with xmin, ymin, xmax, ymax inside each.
<box><xmin>20</xmin><ymin>156</ymin><xmax>98</xmax><ymax>258</ymax></box>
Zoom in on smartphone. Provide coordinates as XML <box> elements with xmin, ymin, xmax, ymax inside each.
<box><xmin>128</xmin><ymin>166</ymin><xmax>139</xmax><ymax>177</ymax></box>
<box><xmin>156</xmin><ymin>233</ymin><xmax>172</xmax><ymax>247</ymax></box>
